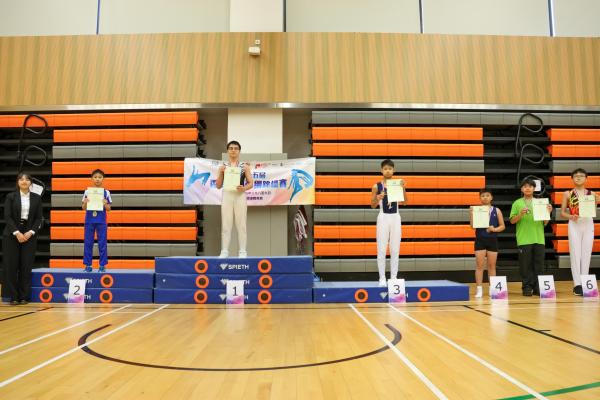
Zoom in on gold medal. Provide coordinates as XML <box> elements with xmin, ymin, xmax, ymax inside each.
<box><xmin>93</xmin><ymin>211</ymin><xmax>98</xmax><ymax>217</ymax></box>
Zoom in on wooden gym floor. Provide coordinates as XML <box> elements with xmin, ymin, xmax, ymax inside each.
<box><xmin>1</xmin><ymin>281</ymin><xmax>599</xmax><ymax>400</ymax></box>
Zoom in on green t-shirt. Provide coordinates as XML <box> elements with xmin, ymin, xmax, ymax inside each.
<box><xmin>510</xmin><ymin>197</ymin><xmax>546</xmax><ymax>246</ymax></box>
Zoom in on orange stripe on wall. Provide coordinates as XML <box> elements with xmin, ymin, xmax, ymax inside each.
<box><xmin>312</xmin><ymin>143</ymin><xmax>483</xmax><ymax>157</ymax></box>
<box><xmin>51</xmin><ymin>210</ymin><xmax>197</xmax><ymax>224</ymax></box>
<box><xmin>547</xmin><ymin>129</ymin><xmax>600</xmax><ymax>142</ymax></box>
<box><xmin>316</xmin><ymin>176</ymin><xmax>485</xmax><ymax>189</ymax></box>
<box><xmin>52</xmin><ymin>161</ymin><xmax>184</xmax><ymax>175</ymax></box>
<box><xmin>314</xmin><ymin>241</ymin><xmax>474</xmax><ymax>256</ymax></box>
<box><xmin>51</xmin><ymin>177</ymin><xmax>183</xmax><ymax>191</ymax></box>
<box><xmin>51</xmin><ymin>226</ymin><xmax>197</xmax><ymax>241</ymax></box>
<box><xmin>53</xmin><ymin>128</ymin><xmax>198</xmax><ymax>143</ymax></box>
<box><xmin>314</xmin><ymin>225</ymin><xmax>475</xmax><ymax>239</ymax></box>
<box><xmin>312</xmin><ymin>127</ymin><xmax>483</xmax><ymax>141</ymax></box>
<box><xmin>0</xmin><ymin>112</ymin><xmax>197</xmax><ymax>128</ymax></box>
<box><xmin>315</xmin><ymin>192</ymin><xmax>480</xmax><ymax>206</ymax></box>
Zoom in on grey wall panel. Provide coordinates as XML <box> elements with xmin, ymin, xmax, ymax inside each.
<box><xmin>554</xmin><ymin>207</ymin><xmax>600</xmax><ymax>221</ymax></box>
<box><xmin>312</xmin><ymin>111</ymin><xmax>600</xmax><ymax>126</ymax></box>
<box><xmin>314</xmin><ymin>208</ymin><xmax>470</xmax><ymax>223</ymax></box>
<box><xmin>51</xmin><ymin>243</ymin><xmax>197</xmax><ymax>257</ymax></box>
<box><xmin>314</xmin><ymin>257</ymin><xmax>475</xmax><ymax>273</ymax></box>
<box><xmin>52</xmin><ymin>144</ymin><xmax>197</xmax><ymax>159</ymax></box>
<box><xmin>558</xmin><ymin>255</ymin><xmax>600</xmax><ymax>269</ymax></box>
<box><xmin>552</xmin><ymin>160</ymin><xmax>600</xmax><ymax>174</ymax></box>
<box><xmin>554</xmin><ymin>0</ymin><xmax>600</xmax><ymax>37</ymax></box>
<box><xmin>316</xmin><ymin>159</ymin><xmax>484</xmax><ymax>174</ymax></box>
<box><xmin>52</xmin><ymin>194</ymin><xmax>185</xmax><ymax>208</ymax></box>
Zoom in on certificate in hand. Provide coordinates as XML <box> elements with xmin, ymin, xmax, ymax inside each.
<box><xmin>472</xmin><ymin>206</ymin><xmax>490</xmax><ymax>229</ymax></box>
<box><xmin>223</xmin><ymin>166</ymin><xmax>241</xmax><ymax>191</ymax></box>
<box><xmin>86</xmin><ymin>187</ymin><xmax>104</xmax><ymax>211</ymax></box>
<box><xmin>578</xmin><ymin>195</ymin><xmax>597</xmax><ymax>218</ymax></box>
<box><xmin>532</xmin><ymin>198</ymin><xmax>550</xmax><ymax>221</ymax></box>
<box><xmin>386</xmin><ymin>179</ymin><xmax>405</xmax><ymax>202</ymax></box>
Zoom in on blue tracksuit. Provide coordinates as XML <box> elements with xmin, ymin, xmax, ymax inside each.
<box><xmin>82</xmin><ymin>188</ymin><xmax>112</xmax><ymax>267</ymax></box>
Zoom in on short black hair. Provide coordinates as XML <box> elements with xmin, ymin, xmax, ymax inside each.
<box><xmin>16</xmin><ymin>172</ymin><xmax>32</xmax><ymax>188</ymax></box>
<box><xmin>571</xmin><ymin>168</ymin><xmax>587</xmax><ymax>177</ymax></box>
<box><xmin>91</xmin><ymin>169</ymin><xmax>105</xmax><ymax>177</ymax></box>
<box><xmin>479</xmin><ymin>188</ymin><xmax>493</xmax><ymax>196</ymax></box>
<box><xmin>520</xmin><ymin>178</ymin><xmax>536</xmax><ymax>188</ymax></box>
<box><xmin>227</xmin><ymin>140</ymin><xmax>241</xmax><ymax>150</ymax></box>
<box><xmin>380</xmin><ymin>159</ymin><xmax>394</xmax><ymax>168</ymax></box>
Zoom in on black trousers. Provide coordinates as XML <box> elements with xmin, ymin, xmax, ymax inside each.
<box><xmin>518</xmin><ymin>244</ymin><xmax>545</xmax><ymax>289</ymax></box>
<box><xmin>2</xmin><ymin>228</ymin><xmax>38</xmax><ymax>301</ymax></box>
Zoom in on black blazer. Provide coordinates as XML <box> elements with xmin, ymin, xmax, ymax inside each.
<box><xmin>3</xmin><ymin>191</ymin><xmax>43</xmax><ymax>236</ymax></box>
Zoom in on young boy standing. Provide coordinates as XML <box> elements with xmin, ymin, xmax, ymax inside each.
<box><xmin>509</xmin><ymin>178</ymin><xmax>552</xmax><ymax>296</ymax></box>
<box><xmin>470</xmin><ymin>189</ymin><xmax>505</xmax><ymax>298</ymax></box>
<box><xmin>560</xmin><ymin>168</ymin><xmax>600</xmax><ymax>295</ymax></box>
<box><xmin>370</xmin><ymin>159</ymin><xmax>407</xmax><ymax>286</ymax></box>
<box><xmin>82</xmin><ymin>169</ymin><xmax>112</xmax><ymax>272</ymax></box>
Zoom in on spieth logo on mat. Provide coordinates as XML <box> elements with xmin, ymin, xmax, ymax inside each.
<box><xmin>219</xmin><ymin>263</ymin><xmax>250</xmax><ymax>271</ymax></box>
<box><xmin>65</xmin><ymin>277</ymin><xmax>93</xmax><ymax>284</ymax></box>
<box><xmin>62</xmin><ymin>293</ymin><xmax>91</xmax><ymax>301</ymax></box>
<box><xmin>220</xmin><ymin>278</ymin><xmax>250</xmax><ymax>286</ymax></box>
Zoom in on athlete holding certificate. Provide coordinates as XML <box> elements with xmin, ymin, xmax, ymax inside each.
<box><xmin>216</xmin><ymin>141</ymin><xmax>254</xmax><ymax>258</ymax></box>
<box><xmin>370</xmin><ymin>159</ymin><xmax>407</xmax><ymax>286</ymax></box>
<box><xmin>560</xmin><ymin>168</ymin><xmax>600</xmax><ymax>295</ymax></box>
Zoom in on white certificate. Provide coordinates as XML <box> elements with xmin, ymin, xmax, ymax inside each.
<box><xmin>578</xmin><ymin>195</ymin><xmax>597</xmax><ymax>218</ymax></box>
<box><xmin>472</xmin><ymin>206</ymin><xmax>490</xmax><ymax>229</ymax></box>
<box><xmin>223</xmin><ymin>166</ymin><xmax>241</xmax><ymax>191</ymax></box>
<box><xmin>386</xmin><ymin>179</ymin><xmax>405</xmax><ymax>202</ymax></box>
<box><xmin>532</xmin><ymin>198</ymin><xmax>550</xmax><ymax>221</ymax></box>
<box><xmin>86</xmin><ymin>187</ymin><xmax>104</xmax><ymax>211</ymax></box>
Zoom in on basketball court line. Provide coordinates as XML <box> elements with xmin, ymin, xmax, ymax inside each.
<box><xmin>349</xmin><ymin>304</ymin><xmax>449</xmax><ymax>400</ymax></box>
<box><xmin>388</xmin><ymin>304</ymin><xmax>548</xmax><ymax>400</ymax></box>
<box><xmin>0</xmin><ymin>305</ymin><xmax>131</xmax><ymax>356</ymax></box>
<box><xmin>0</xmin><ymin>304</ymin><xmax>169</xmax><ymax>389</ymax></box>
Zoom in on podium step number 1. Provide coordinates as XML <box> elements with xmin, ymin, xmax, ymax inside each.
<box><xmin>226</xmin><ymin>280</ymin><xmax>245</xmax><ymax>304</ymax></box>
<box><xmin>489</xmin><ymin>276</ymin><xmax>508</xmax><ymax>300</ymax></box>
<box><xmin>387</xmin><ymin>279</ymin><xmax>406</xmax><ymax>303</ymax></box>
<box><xmin>67</xmin><ymin>279</ymin><xmax>87</xmax><ymax>303</ymax></box>
<box><xmin>581</xmin><ymin>274</ymin><xmax>599</xmax><ymax>299</ymax></box>
<box><xmin>537</xmin><ymin>275</ymin><xmax>556</xmax><ymax>300</ymax></box>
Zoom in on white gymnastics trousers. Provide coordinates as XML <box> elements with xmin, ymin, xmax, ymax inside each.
<box><xmin>568</xmin><ymin>217</ymin><xmax>594</xmax><ymax>286</ymax></box>
<box><xmin>376</xmin><ymin>212</ymin><xmax>402</xmax><ymax>280</ymax></box>
<box><xmin>221</xmin><ymin>190</ymin><xmax>247</xmax><ymax>253</ymax></box>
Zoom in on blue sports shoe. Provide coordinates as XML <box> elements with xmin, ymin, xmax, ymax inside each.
<box><xmin>98</xmin><ymin>265</ymin><xmax>106</xmax><ymax>273</ymax></box>
<box><xmin>83</xmin><ymin>265</ymin><xmax>92</xmax><ymax>272</ymax></box>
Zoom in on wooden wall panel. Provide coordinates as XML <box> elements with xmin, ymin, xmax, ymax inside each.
<box><xmin>0</xmin><ymin>32</ymin><xmax>599</xmax><ymax>108</ymax></box>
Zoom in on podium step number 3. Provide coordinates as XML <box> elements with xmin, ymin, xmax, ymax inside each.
<box><xmin>387</xmin><ymin>279</ymin><xmax>406</xmax><ymax>303</ymax></box>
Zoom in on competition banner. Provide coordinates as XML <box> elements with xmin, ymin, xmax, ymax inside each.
<box><xmin>184</xmin><ymin>157</ymin><xmax>315</xmax><ymax>206</ymax></box>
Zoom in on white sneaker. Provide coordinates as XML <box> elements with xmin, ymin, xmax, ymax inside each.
<box><xmin>238</xmin><ymin>251</ymin><xmax>247</xmax><ymax>258</ymax></box>
<box><xmin>218</xmin><ymin>250</ymin><xmax>229</xmax><ymax>258</ymax></box>
<box><xmin>475</xmin><ymin>286</ymin><xmax>483</xmax><ymax>298</ymax></box>
<box><xmin>378</xmin><ymin>278</ymin><xmax>387</xmax><ymax>287</ymax></box>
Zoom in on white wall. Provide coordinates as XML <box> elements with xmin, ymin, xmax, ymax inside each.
<box><xmin>0</xmin><ymin>0</ymin><xmax>97</xmax><ymax>36</ymax></box>
<box><xmin>554</xmin><ymin>0</ymin><xmax>600</xmax><ymax>37</ymax></box>
<box><xmin>230</xmin><ymin>0</ymin><xmax>283</xmax><ymax>32</ymax></box>
<box><xmin>286</xmin><ymin>0</ymin><xmax>420</xmax><ymax>33</ymax></box>
<box><xmin>422</xmin><ymin>0</ymin><xmax>549</xmax><ymax>36</ymax></box>
<box><xmin>99</xmin><ymin>0</ymin><xmax>230</xmax><ymax>34</ymax></box>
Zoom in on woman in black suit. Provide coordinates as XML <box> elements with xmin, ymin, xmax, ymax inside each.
<box><xmin>2</xmin><ymin>173</ymin><xmax>43</xmax><ymax>305</ymax></box>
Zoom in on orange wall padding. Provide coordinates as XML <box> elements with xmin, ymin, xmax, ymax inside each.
<box><xmin>550</xmin><ymin>176</ymin><xmax>600</xmax><ymax>189</ymax></box>
<box><xmin>312</xmin><ymin>143</ymin><xmax>483</xmax><ymax>157</ymax></box>
<box><xmin>52</xmin><ymin>161</ymin><xmax>184</xmax><ymax>175</ymax></box>
<box><xmin>547</xmin><ymin>129</ymin><xmax>600</xmax><ymax>142</ymax></box>
<box><xmin>316</xmin><ymin>175</ymin><xmax>485</xmax><ymax>189</ymax></box>
<box><xmin>51</xmin><ymin>177</ymin><xmax>183</xmax><ymax>191</ymax></box>
<box><xmin>314</xmin><ymin>241</ymin><xmax>474</xmax><ymax>256</ymax></box>
<box><xmin>49</xmin><ymin>259</ymin><xmax>154</xmax><ymax>269</ymax></box>
<box><xmin>549</xmin><ymin>145</ymin><xmax>600</xmax><ymax>158</ymax></box>
<box><xmin>312</xmin><ymin>127</ymin><xmax>483</xmax><ymax>141</ymax></box>
<box><xmin>0</xmin><ymin>112</ymin><xmax>197</xmax><ymax>128</ymax></box>
<box><xmin>51</xmin><ymin>226</ymin><xmax>197</xmax><ymax>241</ymax></box>
<box><xmin>53</xmin><ymin>128</ymin><xmax>198</xmax><ymax>143</ymax></box>
<box><xmin>316</xmin><ymin>192</ymin><xmax>480</xmax><ymax>206</ymax></box>
<box><xmin>51</xmin><ymin>210</ymin><xmax>197</xmax><ymax>224</ymax></box>
<box><xmin>314</xmin><ymin>225</ymin><xmax>475</xmax><ymax>239</ymax></box>
<box><xmin>553</xmin><ymin>240</ymin><xmax>600</xmax><ymax>253</ymax></box>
